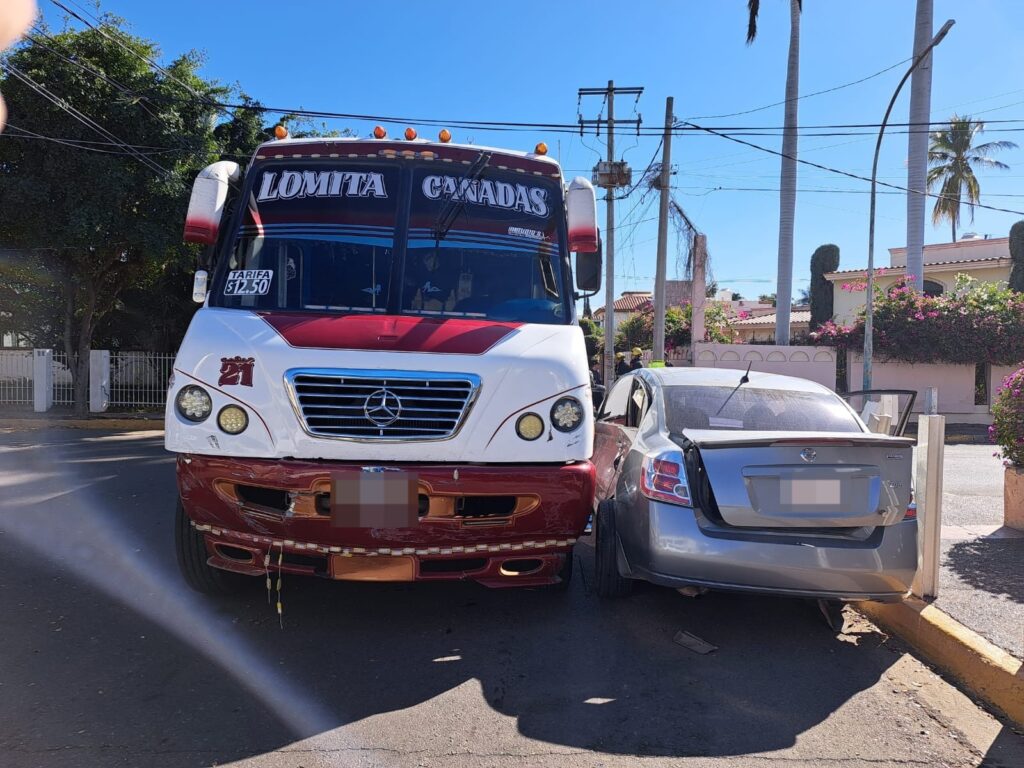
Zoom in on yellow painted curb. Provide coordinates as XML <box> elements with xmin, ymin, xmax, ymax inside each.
<box><xmin>858</xmin><ymin>597</ymin><xmax>1024</xmax><ymax>728</ymax></box>
<box><xmin>0</xmin><ymin>418</ymin><xmax>163</xmax><ymax>432</ymax></box>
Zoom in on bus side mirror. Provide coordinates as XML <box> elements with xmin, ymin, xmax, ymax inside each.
<box><xmin>192</xmin><ymin>270</ymin><xmax>209</xmax><ymax>304</ymax></box>
<box><xmin>575</xmin><ymin>239</ymin><xmax>602</xmax><ymax>292</ymax></box>
<box><xmin>566</xmin><ymin>176</ymin><xmax>598</xmax><ymax>253</ymax></box>
<box><xmin>183</xmin><ymin>160</ymin><xmax>241</xmax><ymax>244</ymax></box>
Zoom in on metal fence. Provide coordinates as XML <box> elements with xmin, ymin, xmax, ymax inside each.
<box><xmin>52</xmin><ymin>351</ymin><xmax>76</xmax><ymax>406</ymax></box>
<box><xmin>0</xmin><ymin>350</ymin><xmax>33</xmax><ymax>405</ymax></box>
<box><xmin>109</xmin><ymin>352</ymin><xmax>175</xmax><ymax>409</ymax></box>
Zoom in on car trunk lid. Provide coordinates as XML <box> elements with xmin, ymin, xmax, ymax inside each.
<box><xmin>677</xmin><ymin>430</ymin><xmax>913</xmax><ymax>529</ymax></box>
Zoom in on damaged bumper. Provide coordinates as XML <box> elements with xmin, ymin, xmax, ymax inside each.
<box><xmin>622</xmin><ymin>501</ymin><xmax>918</xmax><ymax>602</ymax></box>
<box><xmin>177</xmin><ymin>454</ymin><xmax>594</xmax><ymax>587</ymax></box>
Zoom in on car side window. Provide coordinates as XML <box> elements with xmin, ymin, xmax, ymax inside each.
<box><xmin>626</xmin><ymin>379</ymin><xmax>649</xmax><ymax>428</ymax></box>
<box><xmin>600</xmin><ymin>375</ymin><xmax>633</xmax><ymax>425</ymax></box>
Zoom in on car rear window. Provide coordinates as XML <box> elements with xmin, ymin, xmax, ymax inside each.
<box><xmin>663</xmin><ymin>385</ymin><xmax>863</xmax><ymax>433</ymax></box>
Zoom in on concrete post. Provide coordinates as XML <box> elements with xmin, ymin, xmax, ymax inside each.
<box><xmin>32</xmin><ymin>349</ymin><xmax>53</xmax><ymax>413</ymax></box>
<box><xmin>690</xmin><ymin>234</ymin><xmax>707</xmax><ymax>367</ymax></box>
<box><xmin>89</xmin><ymin>350</ymin><xmax>110</xmax><ymax>413</ymax></box>
<box><xmin>911</xmin><ymin>412</ymin><xmax>945</xmax><ymax>599</ymax></box>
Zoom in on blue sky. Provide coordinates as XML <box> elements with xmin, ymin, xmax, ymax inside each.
<box><xmin>40</xmin><ymin>0</ymin><xmax>1024</xmax><ymax>300</ymax></box>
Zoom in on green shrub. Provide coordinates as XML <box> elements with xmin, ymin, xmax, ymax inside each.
<box><xmin>991</xmin><ymin>366</ymin><xmax>1024</xmax><ymax>467</ymax></box>
<box><xmin>810</xmin><ymin>274</ymin><xmax>1024</xmax><ymax>365</ymax></box>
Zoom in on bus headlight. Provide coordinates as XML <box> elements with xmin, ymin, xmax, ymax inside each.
<box><xmin>550</xmin><ymin>397</ymin><xmax>584</xmax><ymax>432</ymax></box>
<box><xmin>516</xmin><ymin>413</ymin><xmax>544</xmax><ymax>441</ymax></box>
<box><xmin>217</xmin><ymin>405</ymin><xmax>249</xmax><ymax>435</ymax></box>
<box><xmin>176</xmin><ymin>385</ymin><xmax>212</xmax><ymax>422</ymax></box>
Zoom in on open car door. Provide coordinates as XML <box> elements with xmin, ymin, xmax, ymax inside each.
<box><xmin>843</xmin><ymin>390</ymin><xmax>917</xmax><ymax>437</ymax></box>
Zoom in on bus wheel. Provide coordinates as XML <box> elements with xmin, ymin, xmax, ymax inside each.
<box><xmin>175</xmin><ymin>499</ymin><xmax>248</xmax><ymax>596</ymax></box>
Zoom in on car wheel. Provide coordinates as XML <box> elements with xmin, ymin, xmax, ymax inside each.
<box><xmin>175</xmin><ymin>499</ymin><xmax>249</xmax><ymax>596</ymax></box>
<box><xmin>595</xmin><ymin>499</ymin><xmax>632</xmax><ymax>598</ymax></box>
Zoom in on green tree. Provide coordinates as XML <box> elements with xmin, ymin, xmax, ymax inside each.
<box><xmin>0</xmin><ymin>22</ymin><xmax>286</xmax><ymax>409</ymax></box>
<box><xmin>927</xmin><ymin>115</ymin><xmax>1017</xmax><ymax>241</ymax></box>
<box><xmin>578</xmin><ymin>316</ymin><xmax>604</xmax><ymax>360</ymax></box>
<box><xmin>615</xmin><ymin>312</ymin><xmax>650</xmax><ymax>352</ymax></box>
<box><xmin>809</xmin><ymin>243</ymin><xmax>839</xmax><ymax>329</ymax></box>
<box><xmin>758</xmin><ymin>293</ymin><xmax>777</xmax><ymax>307</ymax></box>
<box><xmin>747</xmin><ymin>0</ymin><xmax>802</xmax><ymax>344</ymax></box>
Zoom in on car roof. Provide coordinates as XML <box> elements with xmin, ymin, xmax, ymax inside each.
<box><xmin>638</xmin><ymin>366</ymin><xmax>833</xmax><ymax>395</ymax></box>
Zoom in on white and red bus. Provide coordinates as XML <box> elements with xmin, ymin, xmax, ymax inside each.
<box><xmin>167</xmin><ymin>127</ymin><xmax>602</xmax><ymax>594</ymax></box>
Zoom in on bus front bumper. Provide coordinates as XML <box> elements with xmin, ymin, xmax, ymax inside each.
<box><xmin>176</xmin><ymin>454</ymin><xmax>595</xmax><ymax>587</ymax></box>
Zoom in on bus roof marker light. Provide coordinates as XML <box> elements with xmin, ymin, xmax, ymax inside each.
<box><xmin>373</xmin><ymin>125</ymin><xmax>387</xmax><ymax>139</ymax></box>
<box><xmin>404</xmin><ymin>127</ymin><xmax>417</xmax><ymax>141</ymax></box>
<box><xmin>438</xmin><ymin>129</ymin><xmax>452</xmax><ymax>143</ymax></box>
<box><xmin>273</xmin><ymin>124</ymin><xmax>289</xmax><ymax>140</ymax></box>
<box><xmin>534</xmin><ymin>142</ymin><xmax>548</xmax><ymax>155</ymax></box>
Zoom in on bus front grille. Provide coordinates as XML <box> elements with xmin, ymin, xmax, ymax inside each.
<box><xmin>286</xmin><ymin>368</ymin><xmax>481</xmax><ymax>441</ymax></box>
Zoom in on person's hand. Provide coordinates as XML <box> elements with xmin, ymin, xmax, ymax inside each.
<box><xmin>0</xmin><ymin>0</ymin><xmax>36</xmax><ymax>131</ymax></box>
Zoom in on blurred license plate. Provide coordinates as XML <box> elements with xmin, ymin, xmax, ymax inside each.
<box><xmin>330</xmin><ymin>470</ymin><xmax>418</xmax><ymax>528</ymax></box>
<box><xmin>782</xmin><ymin>478</ymin><xmax>841</xmax><ymax>505</ymax></box>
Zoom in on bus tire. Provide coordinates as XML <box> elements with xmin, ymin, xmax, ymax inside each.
<box><xmin>175</xmin><ymin>499</ymin><xmax>247</xmax><ymax>596</ymax></box>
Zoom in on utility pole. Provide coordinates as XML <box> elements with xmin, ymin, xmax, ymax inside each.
<box><xmin>578</xmin><ymin>82</ymin><xmax>643</xmax><ymax>386</ymax></box>
<box><xmin>906</xmin><ymin>0</ymin><xmax>935</xmax><ymax>292</ymax></box>
<box><xmin>652</xmin><ymin>96</ymin><xmax>674</xmax><ymax>365</ymax></box>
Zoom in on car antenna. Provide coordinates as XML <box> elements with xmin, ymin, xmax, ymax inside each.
<box><xmin>714</xmin><ymin>362</ymin><xmax>752</xmax><ymax>416</ymax></box>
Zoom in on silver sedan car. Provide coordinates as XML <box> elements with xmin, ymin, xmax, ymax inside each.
<box><xmin>592</xmin><ymin>367</ymin><xmax>917</xmax><ymax>604</ymax></box>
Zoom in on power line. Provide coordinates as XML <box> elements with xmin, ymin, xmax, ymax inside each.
<box><xmin>1</xmin><ymin>61</ymin><xmax>170</xmax><ymax>177</ymax></box>
<box><xmin>685</xmin><ymin>56</ymin><xmax>914</xmax><ymax>120</ymax></box>
<box><xmin>3</xmin><ymin>123</ymin><xmax>180</xmax><ymax>155</ymax></box>
<box><xmin>677</xmin><ymin>119</ymin><xmax>1024</xmax><ymax>218</ymax></box>
<box><xmin>48</xmin><ymin>0</ymin><xmax>226</xmax><ymax>115</ymax></box>
<box><xmin>670</xmin><ymin>183</ymin><xmax>1024</xmax><ymax>199</ymax></box>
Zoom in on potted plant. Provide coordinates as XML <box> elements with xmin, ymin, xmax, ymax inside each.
<box><xmin>991</xmin><ymin>365</ymin><xmax>1024</xmax><ymax>530</ymax></box>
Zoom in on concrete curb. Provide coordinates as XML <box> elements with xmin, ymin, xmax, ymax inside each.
<box><xmin>858</xmin><ymin>597</ymin><xmax>1024</xmax><ymax>728</ymax></box>
<box><xmin>0</xmin><ymin>418</ymin><xmax>163</xmax><ymax>432</ymax></box>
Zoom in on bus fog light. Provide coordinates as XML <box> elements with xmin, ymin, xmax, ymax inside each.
<box><xmin>551</xmin><ymin>397</ymin><xmax>583</xmax><ymax>432</ymax></box>
<box><xmin>217</xmin><ymin>405</ymin><xmax>249</xmax><ymax>435</ymax></box>
<box><xmin>176</xmin><ymin>385</ymin><xmax>212</xmax><ymax>422</ymax></box>
<box><xmin>516</xmin><ymin>413</ymin><xmax>544</xmax><ymax>441</ymax></box>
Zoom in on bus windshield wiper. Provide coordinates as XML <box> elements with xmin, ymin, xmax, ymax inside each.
<box><xmin>431</xmin><ymin>151</ymin><xmax>491</xmax><ymax>241</ymax></box>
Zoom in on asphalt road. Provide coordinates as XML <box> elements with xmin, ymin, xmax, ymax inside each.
<box><xmin>1</xmin><ymin>428</ymin><xmax>1023</xmax><ymax>768</ymax></box>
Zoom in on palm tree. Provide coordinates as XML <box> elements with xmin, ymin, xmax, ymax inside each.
<box><xmin>747</xmin><ymin>0</ymin><xmax>802</xmax><ymax>345</ymax></box>
<box><xmin>927</xmin><ymin>115</ymin><xmax>1016</xmax><ymax>241</ymax></box>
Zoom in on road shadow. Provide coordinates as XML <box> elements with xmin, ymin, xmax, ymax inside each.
<box><xmin>945</xmin><ymin>537</ymin><xmax>1024</xmax><ymax>604</ymax></box>
<box><xmin>0</xmin><ymin>428</ymin><xmax>955</xmax><ymax>765</ymax></box>
<box><xmin>983</xmin><ymin>719</ymin><xmax>1024</xmax><ymax>768</ymax></box>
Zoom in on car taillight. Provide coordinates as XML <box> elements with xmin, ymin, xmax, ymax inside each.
<box><xmin>639</xmin><ymin>450</ymin><xmax>692</xmax><ymax>507</ymax></box>
<box><xmin>905</xmin><ymin>488</ymin><xmax>917</xmax><ymax>520</ymax></box>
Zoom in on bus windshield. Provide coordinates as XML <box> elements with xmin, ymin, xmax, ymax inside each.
<box><xmin>212</xmin><ymin>159</ymin><xmax>570</xmax><ymax>324</ymax></box>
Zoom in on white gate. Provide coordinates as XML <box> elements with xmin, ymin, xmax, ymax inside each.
<box><xmin>109</xmin><ymin>352</ymin><xmax>175</xmax><ymax>409</ymax></box>
<box><xmin>0</xmin><ymin>350</ymin><xmax>33</xmax><ymax>405</ymax></box>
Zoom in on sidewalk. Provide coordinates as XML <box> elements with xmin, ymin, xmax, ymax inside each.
<box><xmin>0</xmin><ymin>410</ymin><xmax>162</xmax><ymax>431</ymax></box>
<box><xmin>935</xmin><ymin>444</ymin><xmax>1024</xmax><ymax>659</ymax></box>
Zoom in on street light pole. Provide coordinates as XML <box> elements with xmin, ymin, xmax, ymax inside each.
<box><xmin>863</xmin><ymin>18</ymin><xmax>954</xmax><ymax>391</ymax></box>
